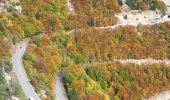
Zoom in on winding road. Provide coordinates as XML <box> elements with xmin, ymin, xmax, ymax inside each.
<box><xmin>55</xmin><ymin>72</ymin><xmax>68</xmax><ymax>100</ymax></box>
<box><xmin>11</xmin><ymin>39</ymin><xmax>68</xmax><ymax>100</ymax></box>
<box><xmin>11</xmin><ymin>39</ymin><xmax>170</xmax><ymax>100</ymax></box>
<box><xmin>12</xmin><ymin>18</ymin><xmax>170</xmax><ymax>100</ymax></box>
<box><xmin>12</xmin><ymin>39</ymin><xmax>40</xmax><ymax>100</ymax></box>
<box><xmin>10</xmin><ymin>1</ymin><xmax>170</xmax><ymax>100</ymax></box>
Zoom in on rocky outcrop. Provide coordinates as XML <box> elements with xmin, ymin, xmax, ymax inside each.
<box><xmin>0</xmin><ymin>0</ymin><xmax>21</xmax><ymax>13</ymax></box>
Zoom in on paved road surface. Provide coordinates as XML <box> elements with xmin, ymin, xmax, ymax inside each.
<box><xmin>55</xmin><ymin>72</ymin><xmax>68</xmax><ymax>100</ymax></box>
<box><xmin>12</xmin><ymin>39</ymin><xmax>40</xmax><ymax>100</ymax></box>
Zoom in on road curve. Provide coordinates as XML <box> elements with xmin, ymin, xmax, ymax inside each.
<box><xmin>55</xmin><ymin>71</ymin><xmax>68</xmax><ymax>100</ymax></box>
<box><xmin>12</xmin><ymin>39</ymin><xmax>40</xmax><ymax>100</ymax></box>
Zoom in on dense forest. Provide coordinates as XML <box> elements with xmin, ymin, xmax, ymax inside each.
<box><xmin>64</xmin><ymin>64</ymin><xmax>109</xmax><ymax>100</ymax></box>
<box><xmin>126</xmin><ymin>0</ymin><xmax>167</xmax><ymax>12</ymax></box>
<box><xmin>65</xmin><ymin>0</ymin><xmax>167</xmax><ymax>30</ymax></box>
<box><xmin>24</xmin><ymin>35</ymin><xmax>61</xmax><ymax>99</ymax></box>
<box><xmin>64</xmin><ymin>63</ymin><xmax>170</xmax><ymax>100</ymax></box>
<box><xmin>63</xmin><ymin>21</ymin><xmax>170</xmax><ymax>100</ymax></box>
<box><xmin>67</xmin><ymin>22</ymin><xmax>170</xmax><ymax>63</ymax></box>
<box><xmin>0</xmin><ymin>0</ymin><xmax>169</xmax><ymax>99</ymax></box>
<box><xmin>66</xmin><ymin>0</ymin><xmax>122</xmax><ymax>30</ymax></box>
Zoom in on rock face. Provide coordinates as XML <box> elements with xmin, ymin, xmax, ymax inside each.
<box><xmin>162</xmin><ymin>0</ymin><xmax>170</xmax><ymax>6</ymax></box>
<box><xmin>0</xmin><ymin>0</ymin><xmax>21</xmax><ymax>13</ymax></box>
<box><xmin>67</xmin><ymin>0</ymin><xmax>74</xmax><ymax>13</ymax></box>
<box><xmin>10</xmin><ymin>0</ymin><xmax>20</xmax><ymax>4</ymax></box>
<box><xmin>162</xmin><ymin>0</ymin><xmax>170</xmax><ymax>14</ymax></box>
<box><xmin>118</xmin><ymin>0</ymin><xmax>123</xmax><ymax>5</ymax></box>
<box><xmin>167</xmin><ymin>7</ymin><xmax>170</xmax><ymax>14</ymax></box>
<box><xmin>0</xmin><ymin>0</ymin><xmax>9</xmax><ymax>13</ymax></box>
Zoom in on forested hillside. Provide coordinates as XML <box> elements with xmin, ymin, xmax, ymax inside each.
<box><xmin>66</xmin><ymin>0</ymin><xmax>122</xmax><ymax>30</ymax></box>
<box><xmin>67</xmin><ymin>22</ymin><xmax>170</xmax><ymax>63</ymax></box>
<box><xmin>63</xmin><ymin>21</ymin><xmax>170</xmax><ymax>100</ymax></box>
<box><xmin>64</xmin><ymin>63</ymin><xmax>170</xmax><ymax>100</ymax></box>
<box><xmin>21</xmin><ymin>0</ymin><xmax>69</xmax><ymax>99</ymax></box>
<box><xmin>0</xmin><ymin>0</ymin><xmax>169</xmax><ymax>100</ymax></box>
<box><xmin>126</xmin><ymin>0</ymin><xmax>167</xmax><ymax>12</ymax></box>
<box><xmin>0</xmin><ymin>0</ymin><xmax>68</xmax><ymax>99</ymax></box>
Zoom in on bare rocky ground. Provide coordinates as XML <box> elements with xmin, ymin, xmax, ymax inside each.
<box><xmin>82</xmin><ymin>59</ymin><xmax>170</xmax><ymax>68</ymax></box>
<box><xmin>146</xmin><ymin>91</ymin><xmax>170</xmax><ymax>100</ymax></box>
<box><xmin>0</xmin><ymin>0</ymin><xmax>22</xmax><ymax>13</ymax></box>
